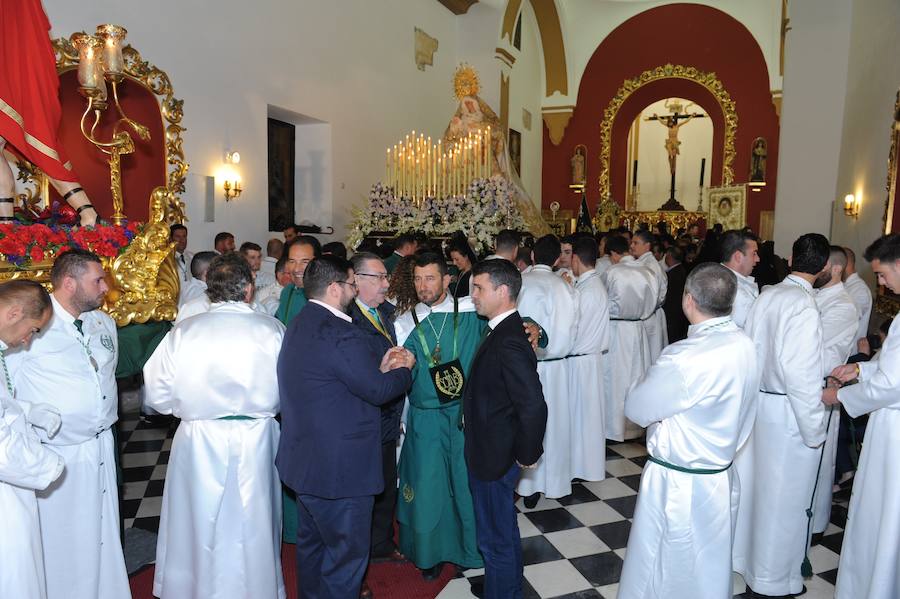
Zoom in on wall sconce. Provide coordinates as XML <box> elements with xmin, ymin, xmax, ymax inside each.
<box><xmin>223</xmin><ymin>178</ymin><xmax>242</xmax><ymax>201</ymax></box>
<box><xmin>843</xmin><ymin>193</ymin><xmax>860</xmax><ymax>218</ymax></box>
<box><xmin>222</xmin><ymin>150</ymin><xmax>242</xmax><ymax>200</ymax></box>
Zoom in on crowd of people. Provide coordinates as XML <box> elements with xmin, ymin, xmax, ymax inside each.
<box><xmin>0</xmin><ymin>219</ymin><xmax>898</xmax><ymax>599</ymax></box>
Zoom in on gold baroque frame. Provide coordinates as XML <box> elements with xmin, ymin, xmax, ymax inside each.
<box><xmin>50</xmin><ymin>34</ymin><xmax>189</xmax><ymax>325</ymax></box>
<box><xmin>596</xmin><ymin>64</ymin><xmax>738</xmax><ymax>205</ymax></box>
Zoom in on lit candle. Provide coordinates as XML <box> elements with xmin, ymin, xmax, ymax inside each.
<box><xmin>96</xmin><ymin>25</ymin><xmax>127</xmax><ymax>75</ymax></box>
<box><xmin>74</xmin><ymin>34</ymin><xmax>102</xmax><ymax>90</ymax></box>
<box><xmin>386</xmin><ymin>148</ymin><xmax>390</xmax><ymax>184</ymax></box>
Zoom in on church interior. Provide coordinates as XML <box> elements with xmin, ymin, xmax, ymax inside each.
<box><xmin>3</xmin><ymin>1</ymin><xmax>900</xmax><ymax>598</ymax></box>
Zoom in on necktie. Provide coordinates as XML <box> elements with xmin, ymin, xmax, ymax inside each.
<box><xmin>479</xmin><ymin>325</ymin><xmax>492</xmax><ymax>344</ymax></box>
<box><xmin>73</xmin><ymin>319</ymin><xmax>83</xmax><ymax>335</ymax></box>
<box><xmin>179</xmin><ymin>253</ymin><xmax>185</xmax><ymax>264</ymax></box>
<box><xmin>367</xmin><ymin>306</ymin><xmax>381</xmax><ymax>326</ymax></box>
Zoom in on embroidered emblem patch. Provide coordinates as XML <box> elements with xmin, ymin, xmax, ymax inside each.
<box><xmin>100</xmin><ymin>334</ymin><xmax>115</xmax><ymax>352</ymax></box>
<box><xmin>402</xmin><ymin>484</ymin><xmax>415</xmax><ymax>503</ymax></box>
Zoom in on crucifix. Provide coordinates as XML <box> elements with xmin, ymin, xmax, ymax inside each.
<box><xmin>645</xmin><ymin>100</ymin><xmax>706</xmax><ymax>211</ymax></box>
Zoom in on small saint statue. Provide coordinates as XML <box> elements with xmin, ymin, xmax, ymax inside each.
<box><xmin>750</xmin><ymin>137</ymin><xmax>767</xmax><ymax>183</ymax></box>
<box><xmin>571</xmin><ymin>145</ymin><xmax>586</xmax><ymax>187</ymax></box>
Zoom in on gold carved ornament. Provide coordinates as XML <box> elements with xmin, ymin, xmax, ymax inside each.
<box><xmin>594</xmin><ymin>64</ymin><xmax>738</xmax><ymax>229</ymax></box>
<box><xmin>52</xmin><ymin>35</ymin><xmax>189</xmax><ymax>325</ymax></box>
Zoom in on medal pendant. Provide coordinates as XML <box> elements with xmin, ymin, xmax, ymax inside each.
<box><xmin>90</xmin><ymin>356</ymin><xmax>99</xmax><ymax>372</ymax></box>
<box><xmin>431</xmin><ymin>343</ymin><xmax>442</xmax><ymax>364</ymax></box>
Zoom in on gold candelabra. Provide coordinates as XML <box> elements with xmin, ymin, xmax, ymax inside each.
<box><xmin>73</xmin><ymin>25</ymin><xmax>150</xmax><ymax>226</ymax></box>
<box><xmin>385</xmin><ymin>127</ymin><xmax>491</xmax><ymax>204</ymax></box>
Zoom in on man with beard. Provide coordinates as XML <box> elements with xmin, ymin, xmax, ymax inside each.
<box><xmin>276</xmin><ymin>235</ymin><xmax>321</xmax><ymax>326</ymax></box>
<box><xmin>7</xmin><ymin>250</ymin><xmax>131</xmax><ymax>599</ymax></box>
<box><xmin>732</xmin><ymin>233</ymin><xmax>830</xmax><ymax>597</ymax></box>
<box><xmin>394</xmin><ymin>252</ymin><xmax>544</xmax><ymax>581</ymax></box>
<box><xmin>394</xmin><ymin>253</ymin><xmax>486</xmax><ymax>580</ymax></box>
<box><xmin>277</xmin><ymin>256</ymin><xmax>414</xmax><ymax>599</ymax></box>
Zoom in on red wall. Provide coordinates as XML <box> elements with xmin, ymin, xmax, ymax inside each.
<box><xmin>55</xmin><ymin>70</ymin><xmax>168</xmax><ymax>223</ymax></box>
<box><xmin>542</xmin><ymin>3</ymin><xmax>779</xmax><ymax>232</ymax></box>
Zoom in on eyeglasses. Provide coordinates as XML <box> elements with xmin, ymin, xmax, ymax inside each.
<box><xmin>336</xmin><ymin>281</ymin><xmax>358</xmax><ymax>290</ymax></box>
<box><xmin>356</xmin><ymin>272</ymin><xmax>390</xmax><ymax>281</ymax></box>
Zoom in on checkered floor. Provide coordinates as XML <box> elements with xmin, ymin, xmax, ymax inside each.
<box><xmin>118</xmin><ymin>410</ymin><xmax>848</xmax><ymax>599</ymax></box>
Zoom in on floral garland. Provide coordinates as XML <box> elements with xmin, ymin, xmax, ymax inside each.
<box><xmin>0</xmin><ymin>202</ymin><xmax>142</xmax><ymax>268</ymax></box>
<box><xmin>348</xmin><ymin>175</ymin><xmax>525</xmax><ymax>254</ymax></box>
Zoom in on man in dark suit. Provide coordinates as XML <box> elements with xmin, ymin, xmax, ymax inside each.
<box><xmin>466</xmin><ymin>259</ymin><xmax>548</xmax><ymax>599</ymax></box>
<box><xmin>277</xmin><ymin>255</ymin><xmax>415</xmax><ymax>599</ymax></box>
<box><xmin>347</xmin><ymin>251</ymin><xmax>406</xmax><ymax>564</ymax></box>
<box><xmin>663</xmin><ymin>245</ymin><xmax>689</xmax><ymax>342</ymax></box>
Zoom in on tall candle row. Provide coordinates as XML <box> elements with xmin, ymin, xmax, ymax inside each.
<box><xmin>385</xmin><ymin>127</ymin><xmax>492</xmax><ymax>203</ymax></box>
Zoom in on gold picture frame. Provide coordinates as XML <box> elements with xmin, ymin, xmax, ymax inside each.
<box><xmin>707</xmin><ymin>184</ymin><xmax>746</xmax><ymax>231</ymax></box>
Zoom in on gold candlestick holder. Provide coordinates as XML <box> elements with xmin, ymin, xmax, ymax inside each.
<box><xmin>73</xmin><ymin>27</ymin><xmax>150</xmax><ymax>226</ymax></box>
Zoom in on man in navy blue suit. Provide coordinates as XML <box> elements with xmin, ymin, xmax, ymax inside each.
<box><xmin>277</xmin><ymin>255</ymin><xmax>415</xmax><ymax>599</ymax></box>
<box><xmin>466</xmin><ymin>258</ymin><xmax>547</xmax><ymax>599</ymax></box>
<box><xmin>347</xmin><ymin>251</ymin><xmax>406</xmax><ymax>564</ymax></box>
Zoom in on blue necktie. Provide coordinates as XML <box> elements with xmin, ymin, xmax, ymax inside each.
<box><xmin>73</xmin><ymin>319</ymin><xmax>84</xmax><ymax>335</ymax></box>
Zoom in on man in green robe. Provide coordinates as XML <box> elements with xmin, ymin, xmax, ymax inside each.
<box><xmin>383</xmin><ymin>233</ymin><xmax>417</xmax><ymax>274</ymax></box>
<box><xmin>276</xmin><ymin>235</ymin><xmax>318</xmax><ymax>543</ymax></box>
<box><xmin>394</xmin><ymin>252</ymin><xmax>547</xmax><ymax>580</ymax></box>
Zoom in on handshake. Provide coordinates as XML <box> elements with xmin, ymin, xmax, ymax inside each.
<box><xmin>380</xmin><ymin>347</ymin><xmax>416</xmax><ymax>373</ymax></box>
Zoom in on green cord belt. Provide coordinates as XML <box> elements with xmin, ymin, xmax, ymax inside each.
<box><xmin>647</xmin><ymin>455</ymin><xmax>731</xmax><ymax>475</ymax></box>
<box><xmin>218</xmin><ymin>415</ymin><xmax>257</xmax><ymax>420</ymax></box>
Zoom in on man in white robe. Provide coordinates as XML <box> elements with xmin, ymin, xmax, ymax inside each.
<box><xmin>144</xmin><ymin>253</ymin><xmax>287</xmax><ymax>599</ymax></box>
<box><xmin>843</xmin><ymin>246</ymin><xmax>874</xmax><ymax>340</ymax></box>
<box><xmin>0</xmin><ymin>280</ymin><xmax>64</xmax><ymax>599</ymax></box>
<box><xmin>732</xmin><ymin>233</ymin><xmax>831</xmax><ymax>597</ymax></box>
<box><xmin>602</xmin><ymin>235</ymin><xmax>656</xmax><ymax>441</ymax></box>
<box><xmin>619</xmin><ymin>263</ymin><xmax>759</xmax><ymax>599</ymax></box>
<box><xmin>720</xmin><ymin>229</ymin><xmax>760</xmax><ymax>328</ymax></box>
<box><xmin>178</xmin><ymin>250</ymin><xmax>216</xmax><ymax>309</ymax></box>
<box><xmin>812</xmin><ymin>246</ymin><xmax>858</xmax><ymax>534</ymax></box>
<box><xmin>825</xmin><ymin>234</ymin><xmax>900</xmax><ymax>599</ymax></box>
<box><xmin>7</xmin><ymin>250</ymin><xmax>131</xmax><ymax>599</ymax></box>
<box><xmin>256</xmin><ymin>256</ymin><xmax>289</xmax><ymax>316</ymax></box>
<box><xmin>568</xmin><ymin>236</ymin><xmax>609</xmax><ymax>482</ymax></box>
<box><xmin>631</xmin><ymin>229</ymin><xmax>668</xmax><ymax>361</ymax></box>
<box><xmin>517</xmin><ymin>234</ymin><xmax>578</xmax><ymax>504</ymax></box>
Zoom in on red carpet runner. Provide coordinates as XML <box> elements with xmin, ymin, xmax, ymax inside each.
<box><xmin>128</xmin><ymin>543</ymin><xmax>456</xmax><ymax>599</ymax></box>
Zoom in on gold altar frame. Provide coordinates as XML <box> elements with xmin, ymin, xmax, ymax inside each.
<box><xmin>876</xmin><ymin>88</ymin><xmax>900</xmax><ymax>317</ymax></box>
<box><xmin>0</xmin><ymin>35</ymin><xmax>191</xmax><ymax>326</ymax></box>
<box><xmin>596</xmin><ymin>64</ymin><xmax>738</xmax><ymax>204</ymax></box>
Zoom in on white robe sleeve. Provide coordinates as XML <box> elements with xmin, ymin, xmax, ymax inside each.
<box><xmin>625</xmin><ymin>352</ymin><xmax>691</xmax><ymax>426</ymax></box>
<box><xmin>777</xmin><ymin>305</ymin><xmax>827</xmax><ymax>447</ymax></box>
<box><xmin>143</xmin><ymin>330</ymin><xmax>178</xmax><ymax>415</ymax></box>
<box><xmin>0</xmin><ymin>407</ymin><xmax>63</xmax><ymax>490</ymax></box>
<box><xmin>840</xmin><ymin>319</ymin><xmax>900</xmax><ymax>417</ymax></box>
<box><xmin>821</xmin><ymin>302</ymin><xmax>859</xmax><ymax>373</ymax></box>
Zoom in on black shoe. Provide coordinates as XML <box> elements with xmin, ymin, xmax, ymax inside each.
<box><xmin>523</xmin><ymin>492</ymin><xmax>541</xmax><ymax>509</ymax></box>
<box><xmin>420</xmin><ymin>563</ymin><xmax>444</xmax><ymax>581</ymax></box>
<box><xmin>469</xmin><ymin>580</ymin><xmax>484</xmax><ymax>598</ymax></box>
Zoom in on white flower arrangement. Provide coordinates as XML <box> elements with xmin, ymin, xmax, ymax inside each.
<box><xmin>347</xmin><ymin>175</ymin><xmax>525</xmax><ymax>255</ymax></box>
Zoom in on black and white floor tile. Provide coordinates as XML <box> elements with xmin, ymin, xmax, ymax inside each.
<box><xmin>118</xmin><ymin>409</ymin><xmax>847</xmax><ymax>599</ymax></box>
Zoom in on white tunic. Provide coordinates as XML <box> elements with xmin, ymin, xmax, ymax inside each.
<box><xmin>844</xmin><ymin>272</ymin><xmax>873</xmax><ymax>340</ymax></box>
<box><xmin>602</xmin><ymin>256</ymin><xmax>656</xmax><ymax>441</ymax></box>
<box><xmin>175</xmin><ymin>250</ymin><xmax>193</xmax><ymax>284</ymax></box>
<box><xmin>834</xmin><ymin>314</ymin><xmax>900</xmax><ymax>599</ymax></box>
<box><xmin>725</xmin><ymin>265</ymin><xmax>759</xmax><ymax>328</ymax></box>
<box><xmin>144</xmin><ymin>302</ymin><xmax>287</xmax><ymax>599</ymax></box>
<box><xmin>732</xmin><ymin>275</ymin><xmax>826</xmax><ymax>596</ymax></box>
<box><xmin>619</xmin><ymin>317</ymin><xmax>759</xmax><ymax>599</ymax></box>
<box><xmin>176</xmin><ymin>290</ymin><xmax>271</xmax><ymax>323</ymax></box>
<box><xmin>178</xmin><ymin>276</ymin><xmax>207</xmax><ymax>308</ymax></box>
<box><xmin>516</xmin><ymin>264</ymin><xmax>578</xmax><ymax>499</ymax></box>
<box><xmin>6</xmin><ymin>295</ymin><xmax>130</xmax><ymax>599</ymax></box>
<box><xmin>595</xmin><ymin>255</ymin><xmax>612</xmax><ymax>278</ymax></box>
<box><xmin>255</xmin><ymin>282</ymin><xmax>284</xmax><ymax>316</ymax></box>
<box><xmin>0</xmin><ymin>343</ymin><xmax>64</xmax><ymax>599</ymax></box>
<box><xmin>568</xmin><ymin>270</ymin><xmax>609</xmax><ymax>482</ymax></box>
<box><xmin>812</xmin><ymin>283</ymin><xmax>858</xmax><ymax>533</ymax></box>
<box><xmin>637</xmin><ymin>251</ymin><xmax>669</xmax><ymax>361</ymax></box>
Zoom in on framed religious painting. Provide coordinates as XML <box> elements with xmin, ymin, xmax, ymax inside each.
<box><xmin>707</xmin><ymin>184</ymin><xmax>746</xmax><ymax>230</ymax></box>
<box><xmin>267</xmin><ymin>118</ymin><xmax>296</xmax><ymax>232</ymax></box>
<box><xmin>509</xmin><ymin>128</ymin><xmax>522</xmax><ymax>178</ymax></box>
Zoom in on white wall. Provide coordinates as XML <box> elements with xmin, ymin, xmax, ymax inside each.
<box><xmin>772</xmin><ymin>0</ymin><xmax>853</xmax><ymax>255</ymax></box>
<box><xmin>830</xmin><ymin>0</ymin><xmax>900</xmax><ymax>282</ymax></box>
<box><xmin>631</xmin><ymin>98</ymin><xmax>713</xmax><ymax>211</ymax></box>
<box><xmin>43</xmin><ymin>0</ymin><xmax>461</xmax><ymax>253</ymax></box>
<box><xmin>505</xmin><ymin>2</ymin><xmax>543</xmax><ymax>205</ymax></box>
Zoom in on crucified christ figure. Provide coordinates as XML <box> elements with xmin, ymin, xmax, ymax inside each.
<box><xmin>646</xmin><ymin>104</ymin><xmax>706</xmax><ymax>175</ymax></box>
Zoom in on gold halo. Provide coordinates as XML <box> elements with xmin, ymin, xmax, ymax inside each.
<box><xmin>453</xmin><ymin>64</ymin><xmax>480</xmax><ymax>99</ymax></box>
